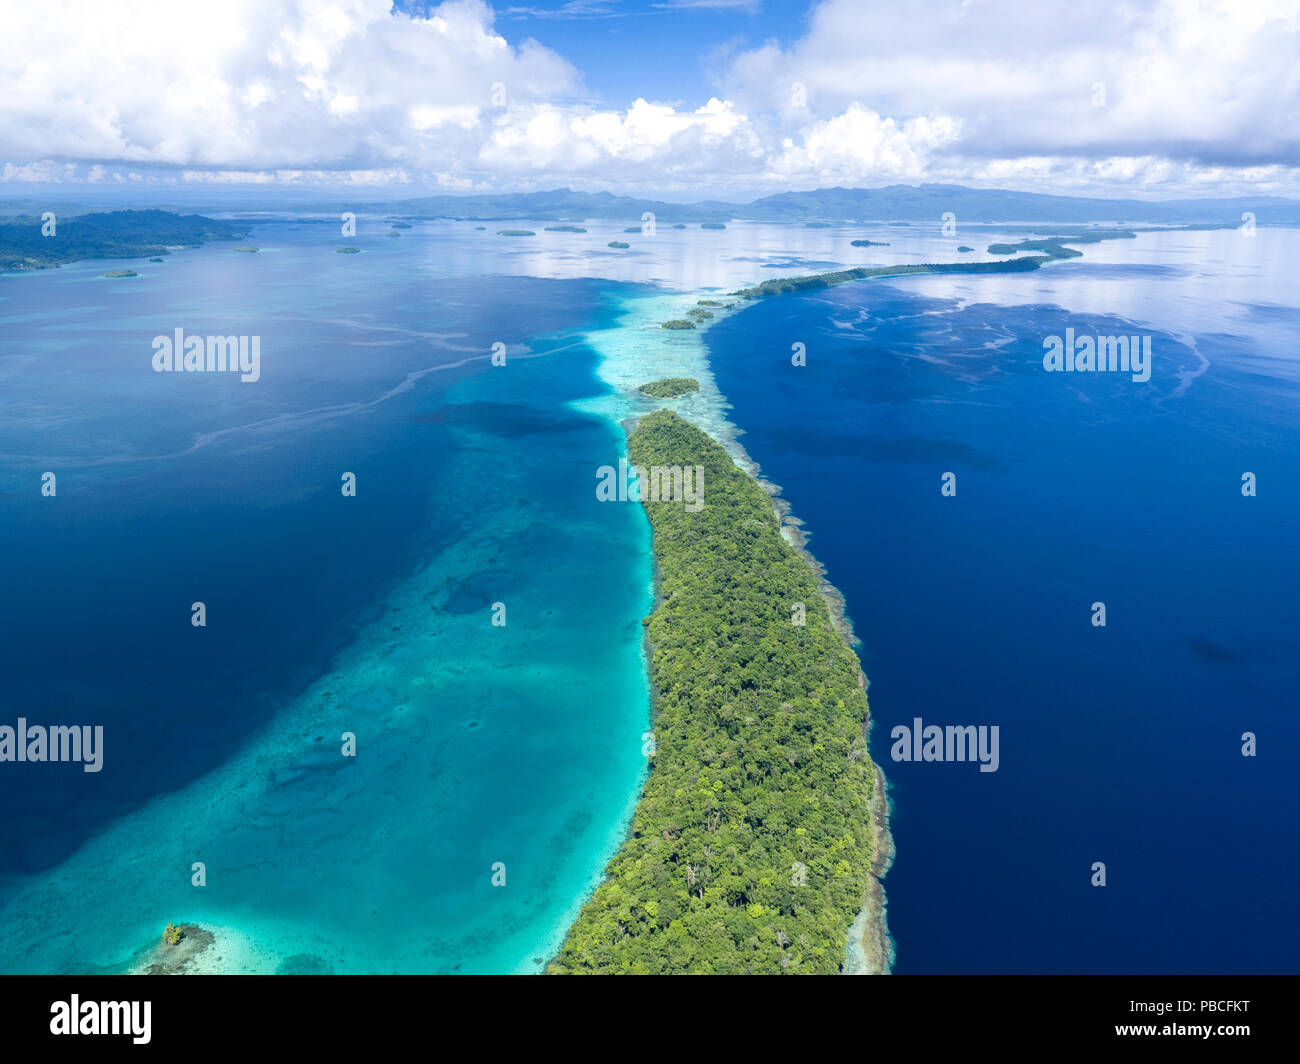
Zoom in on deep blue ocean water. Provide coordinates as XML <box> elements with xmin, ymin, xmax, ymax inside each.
<box><xmin>707</xmin><ymin>229</ymin><xmax>1300</xmax><ymax>972</ymax></box>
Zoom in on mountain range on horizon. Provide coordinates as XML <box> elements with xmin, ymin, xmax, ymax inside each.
<box><xmin>5</xmin><ymin>183</ymin><xmax>1299</xmax><ymax>226</ymax></box>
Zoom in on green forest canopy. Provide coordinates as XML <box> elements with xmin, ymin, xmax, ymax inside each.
<box><xmin>552</xmin><ymin>410</ymin><xmax>878</xmax><ymax>974</ymax></box>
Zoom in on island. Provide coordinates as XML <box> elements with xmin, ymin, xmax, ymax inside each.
<box><xmin>700</xmin><ymin>222</ymin><xmax>727</xmax><ymax>230</ymax></box>
<box><xmin>496</xmin><ymin>229</ymin><xmax>536</xmax><ymax>236</ymax></box>
<box><xmin>389</xmin><ymin>221</ymin><xmax>413</xmax><ymax>229</ymax></box>
<box><xmin>624</xmin><ymin>226</ymin><xmax>642</xmax><ymax>233</ymax></box>
<box><xmin>135</xmin><ymin>922</ymin><xmax>215</xmax><ymax>975</ymax></box>
<box><xmin>233</xmin><ymin>246</ymin><xmax>260</xmax><ymax>253</ymax></box>
<box><xmin>544</xmin><ymin>225</ymin><xmax>588</xmax><ymax>233</ymax></box>
<box><xmin>607</xmin><ymin>240</ymin><xmax>630</xmax><ymax>248</ymax></box>
<box><xmin>102</xmin><ymin>269</ymin><xmax>137</xmax><ymax>278</ymax></box>
<box><xmin>387</xmin><ymin>231</ymin><xmax>401</xmax><ymax>238</ymax></box>
<box><xmin>686</xmin><ymin>308</ymin><xmax>713</xmax><ymax>320</ymax></box>
<box><xmin>731</xmin><ymin>226</ymin><xmax>1152</xmax><ymax>302</ymax></box>
<box><xmin>148</xmin><ymin>257</ymin><xmax>164</xmax><ymax>262</ymax></box>
<box><xmin>661</xmin><ymin>319</ymin><xmax>696</xmax><ymax>330</ymax></box>
<box><xmin>551</xmin><ymin>410</ymin><xmax>884</xmax><ymax>974</ymax></box>
<box><xmin>0</xmin><ymin>209</ymin><xmax>248</xmax><ymax>272</ymax></box>
<box><xmin>638</xmin><ymin>377</ymin><xmax>700</xmax><ymax>398</ymax></box>
<box><xmin>696</xmin><ymin>299</ymin><xmax>724</xmax><ymax>307</ymax></box>
<box><xmin>850</xmin><ymin>238</ymin><xmax>889</xmax><ymax>247</ymax></box>
<box><xmin>957</xmin><ymin>245</ymin><xmax>974</xmax><ymax>252</ymax></box>
<box><xmin>735</xmin><ymin>255</ymin><xmax>1048</xmax><ymax>300</ymax></box>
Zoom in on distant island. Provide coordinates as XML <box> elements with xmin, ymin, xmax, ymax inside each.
<box><xmin>639</xmin><ymin>377</ymin><xmax>699</xmax><ymax>398</ymax></box>
<box><xmin>735</xmin><ymin>256</ymin><xmax>1047</xmax><ymax>300</ymax></box>
<box><xmin>661</xmin><ymin>319</ymin><xmax>696</xmax><ymax>330</ymax></box>
<box><xmin>850</xmin><ymin>239</ymin><xmax>888</xmax><ymax>246</ymax></box>
<box><xmin>607</xmin><ymin>240</ymin><xmax>630</xmax><ymax>248</ymax></box>
<box><xmin>0</xmin><ymin>209</ymin><xmax>248</xmax><ymax>271</ymax></box>
<box><xmin>551</xmin><ymin>410</ymin><xmax>885</xmax><ymax>974</ymax></box>
<box><xmin>102</xmin><ymin>269</ymin><xmax>137</xmax><ymax>278</ymax></box>
<box><xmin>233</xmin><ymin>246</ymin><xmax>260</xmax><ymax>253</ymax></box>
<box><xmin>544</xmin><ymin>225</ymin><xmax>587</xmax><ymax>233</ymax></box>
<box><xmin>497</xmin><ymin>229</ymin><xmax>535</xmax><ymax>236</ymax></box>
<box><xmin>700</xmin><ymin>222</ymin><xmax>726</xmax><ymax>230</ymax></box>
<box><xmin>336</xmin><ymin>246</ymin><xmax>361</xmax><ymax>253</ymax></box>
<box><xmin>957</xmin><ymin>245</ymin><xmax>973</xmax><ymax>252</ymax></box>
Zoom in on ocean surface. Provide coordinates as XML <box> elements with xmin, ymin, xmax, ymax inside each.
<box><xmin>0</xmin><ymin>221</ymin><xmax>659</xmax><ymax>972</ymax></box>
<box><xmin>2</xmin><ymin>217</ymin><xmax>1294</xmax><ymax>973</ymax></box>
<box><xmin>706</xmin><ymin>226</ymin><xmax>1300</xmax><ymax>972</ymax></box>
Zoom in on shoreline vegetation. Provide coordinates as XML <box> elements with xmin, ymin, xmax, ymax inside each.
<box><xmin>551</xmin><ymin>410</ymin><xmax>887</xmax><ymax>974</ymax></box>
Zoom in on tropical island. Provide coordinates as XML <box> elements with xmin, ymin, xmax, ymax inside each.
<box><xmin>734</xmin><ymin>255</ymin><xmax>1048</xmax><ymax>300</ymax></box>
<box><xmin>0</xmin><ymin>209</ymin><xmax>248</xmax><ymax>271</ymax></box>
<box><xmin>135</xmin><ymin>922</ymin><xmax>215</xmax><ymax>975</ymax></box>
<box><xmin>551</xmin><ymin>410</ymin><xmax>884</xmax><ymax>974</ymax></box>
<box><xmin>661</xmin><ymin>318</ymin><xmax>696</xmax><ymax>330</ymax></box>
<box><xmin>638</xmin><ymin>377</ymin><xmax>699</xmax><ymax>398</ymax></box>
<box><xmin>102</xmin><ymin>269</ymin><xmax>137</xmax><ymax>278</ymax></box>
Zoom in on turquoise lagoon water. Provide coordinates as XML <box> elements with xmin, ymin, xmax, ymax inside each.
<box><xmin>0</xmin><ymin>221</ymin><xmax>667</xmax><ymax>973</ymax></box>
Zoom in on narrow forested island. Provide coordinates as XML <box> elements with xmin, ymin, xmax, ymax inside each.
<box><xmin>735</xmin><ymin>255</ymin><xmax>1047</xmax><ymax>300</ymax></box>
<box><xmin>0</xmin><ymin>209</ymin><xmax>248</xmax><ymax>271</ymax></box>
<box><xmin>639</xmin><ymin>377</ymin><xmax>699</xmax><ymax>398</ymax></box>
<box><xmin>552</xmin><ymin>410</ymin><xmax>882</xmax><ymax>974</ymax></box>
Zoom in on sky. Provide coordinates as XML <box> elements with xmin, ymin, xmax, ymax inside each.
<box><xmin>1</xmin><ymin>0</ymin><xmax>1298</xmax><ymax>202</ymax></box>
